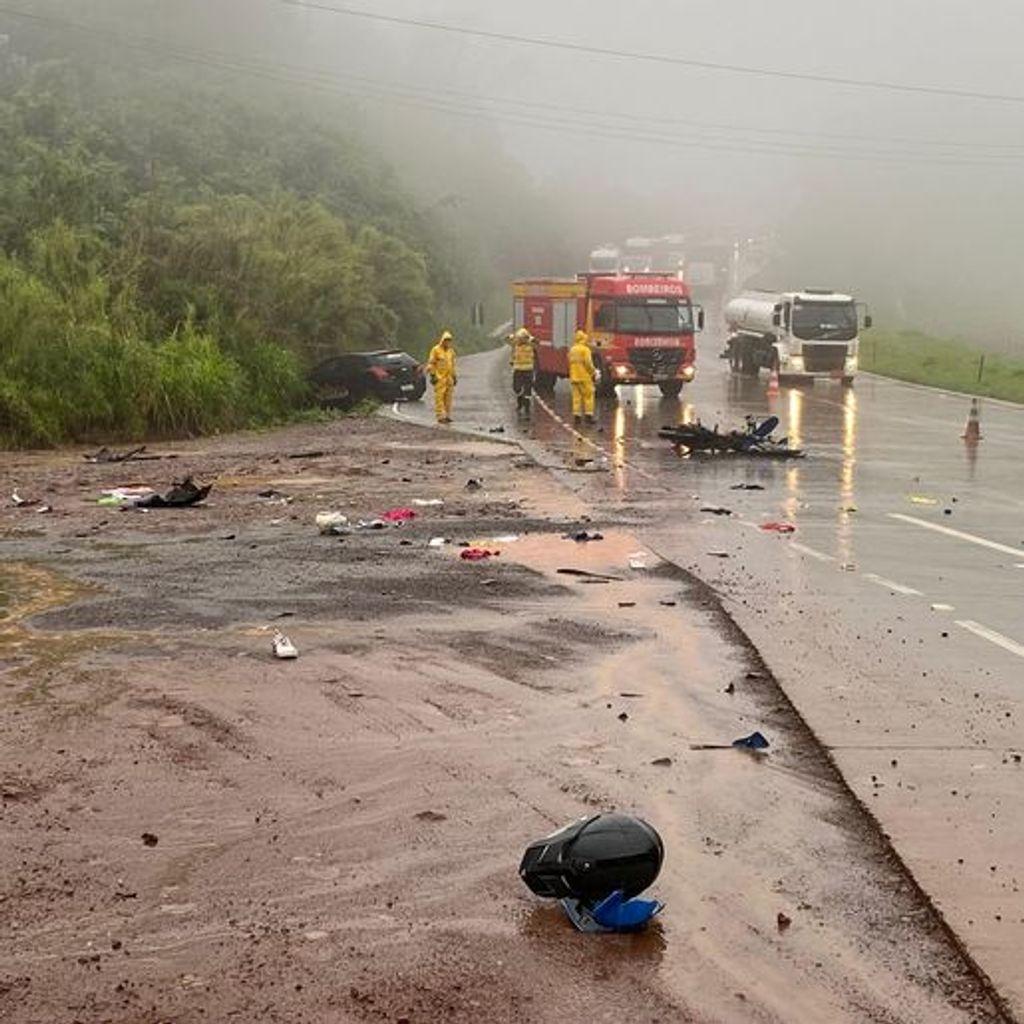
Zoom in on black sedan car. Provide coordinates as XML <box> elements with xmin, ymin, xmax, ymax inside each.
<box><xmin>309</xmin><ymin>350</ymin><xmax>426</xmax><ymax>407</ymax></box>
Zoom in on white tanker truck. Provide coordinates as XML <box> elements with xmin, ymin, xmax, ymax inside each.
<box><xmin>723</xmin><ymin>289</ymin><xmax>872</xmax><ymax>385</ymax></box>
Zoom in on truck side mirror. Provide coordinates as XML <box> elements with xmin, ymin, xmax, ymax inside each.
<box><xmin>772</xmin><ymin>312</ymin><xmax>782</xmax><ymax>327</ymax></box>
<box><xmin>697</xmin><ymin>308</ymin><xmax>705</xmax><ymax>331</ymax></box>
<box><xmin>864</xmin><ymin>315</ymin><xmax>873</xmax><ymax>329</ymax></box>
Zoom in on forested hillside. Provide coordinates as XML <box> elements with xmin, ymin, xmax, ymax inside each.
<box><xmin>0</xmin><ymin>56</ymin><xmax>491</xmax><ymax>445</ymax></box>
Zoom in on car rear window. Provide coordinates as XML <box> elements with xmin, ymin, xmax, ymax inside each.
<box><xmin>367</xmin><ymin>352</ymin><xmax>417</xmax><ymax>367</ymax></box>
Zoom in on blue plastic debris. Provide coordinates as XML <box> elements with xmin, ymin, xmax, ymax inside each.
<box><xmin>732</xmin><ymin>731</ymin><xmax>770</xmax><ymax>750</ymax></box>
<box><xmin>561</xmin><ymin>891</ymin><xmax>664</xmax><ymax>933</ymax></box>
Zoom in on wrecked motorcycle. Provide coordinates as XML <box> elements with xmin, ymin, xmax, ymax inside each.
<box><xmin>658</xmin><ymin>415</ymin><xmax>804</xmax><ymax>460</ymax></box>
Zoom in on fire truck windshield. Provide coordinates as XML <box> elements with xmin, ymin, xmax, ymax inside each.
<box><xmin>613</xmin><ymin>302</ymin><xmax>693</xmax><ymax>335</ymax></box>
<box><xmin>791</xmin><ymin>301</ymin><xmax>857</xmax><ymax>342</ymax></box>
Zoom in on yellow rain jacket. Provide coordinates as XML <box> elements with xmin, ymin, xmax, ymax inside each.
<box><xmin>568</xmin><ymin>330</ymin><xmax>596</xmax><ymax>419</ymax></box>
<box><xmin>510</xmin><ymin>330</ymin><xmax>536</xmax><ymax>371</ymax></box>
<box><xmin>568</xmin><ymin>331</ymin><xmax>596</xmax><ymax>382</ymax></box>
<box><xmin>427</xmin><ymin>334</ymin><xmax>457</xmax><ymax>383</ymax></box>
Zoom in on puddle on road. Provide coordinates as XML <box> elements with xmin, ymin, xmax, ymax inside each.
<box><xmin>459</xmin><ymin>530</ymin><xmax>662</xmax><ymax>582</ymax></box>
<box><xmin>0</xmin><ymin>563</ymin><xmax>86</xmax><ymax>625</ymax></box>
<box><xmin>385</xmin><ymin>439</ymin><xmax>514</xmax><ymax>458</ymax></box>
<box><xmin>0</xmin><ymin>563</ymin><xmax>114</xmax><ymax>704</ymax></box>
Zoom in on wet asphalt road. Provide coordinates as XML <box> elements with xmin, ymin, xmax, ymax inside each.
<box><xmin>396</xmin><ymin>338</ymin><xmax>1024</xmax><ymax>1016</ymax></box>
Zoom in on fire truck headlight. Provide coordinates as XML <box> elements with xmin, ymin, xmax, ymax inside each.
<box><xmin>681</xmin><ymin>366</ymin><xmax>695</xmax><ymax>381</ymax></box>
<box><xmin>614</xmin><ymin>365</ymin><xmax>629</xmax><ymax>378</ymax></box>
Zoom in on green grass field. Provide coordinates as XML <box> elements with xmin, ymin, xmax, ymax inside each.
<box><xmin>860</xmin><ymin>330</ymin><xmax>1024</xmax><ymax>405</ymax></box>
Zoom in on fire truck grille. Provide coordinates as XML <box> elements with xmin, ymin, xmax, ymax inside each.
<box><xmin>802</xmin><ymin>344</ymin><xmax>848</xmax><ymax>372</ymax></box>
<box><xmin>628</xmin><ymin>348</ymin><xmax>683</xmax><ymax>377</ymax></box>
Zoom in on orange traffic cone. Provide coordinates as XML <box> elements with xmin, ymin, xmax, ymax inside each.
<box><xmin>766</xmin><ymin>366</ymin><xmax>780</xmax><ymax>398</ymax></box>
<box><xmin>962</xmin><ymin>398</ymin><xmax>982</xmax><ymax>442</ymax></box>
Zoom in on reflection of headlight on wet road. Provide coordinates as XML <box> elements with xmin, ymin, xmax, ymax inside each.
<box><xmin>787</xmin><ymin>388</ymin><xmax>803</xmax><ymax>449</ymax></box>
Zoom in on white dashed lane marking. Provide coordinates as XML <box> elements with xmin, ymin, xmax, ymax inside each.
<box><xmin>955</xmin><ymin>620</ymin><xmax>1024</xmax><ymax>660</ymax></box>
<box><xmin>888</xmin><ymin>513</ymin><xmax>1024</xmax><ymax>559</ymax></box>
<box><xmin>789</xmin><ymin>542</ymin><xmax>835</xmax><ymax>563</ymax></box>
<box><xmin>862</xmin><ymin>573</ymin><xmax>923</xmax><ymax>596</ymax></box>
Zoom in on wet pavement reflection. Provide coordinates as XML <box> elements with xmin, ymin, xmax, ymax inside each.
<box><xmin>525</xmin><ymin>354</ymin><xmax>865</xmax><ymax>538</ymax></box>
<box><xmin>509</xmin><ymin>342</ymin><xmax>1024</xmax><ymax>637</ymax></box>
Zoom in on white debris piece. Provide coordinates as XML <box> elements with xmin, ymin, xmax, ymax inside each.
<box><xmin>272</xmin><ymin>631</ymin><xmax>298</xmax><ymax>659</ymax></box>
<box><xmin>316</xmin><ymin>511</ymin><xmax>350</xmax><ymax>535</ymax></box>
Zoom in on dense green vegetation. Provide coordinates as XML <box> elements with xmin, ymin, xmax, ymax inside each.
<box><xmin>860</xmin><ymin>330</ymin><xmax>1024</xmax><ymax>404</ymax></box>
<box><xmin>0</xmin><ymin>57</ymin><xmax>490</xmax><ymax>446</ymax></box>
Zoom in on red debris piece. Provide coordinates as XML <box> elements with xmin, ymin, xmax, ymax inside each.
<box><xmin>760</xmin><ymin>521</ymin><xmax>796</xmax><ymax>534</ymax></box>
<box><xmin>460</xmin><ymin>548</ymin><xmax>499</xmax><ymax>562</ymax></box>
<box><xmin>381</xmin><ymin>508</ymin><xmax>417</xmax><ymax>523</ymax></box>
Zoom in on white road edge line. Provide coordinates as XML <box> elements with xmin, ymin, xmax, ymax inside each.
<box><xmin>888</xmin><ymin>512</ymin><xmax>1024</xmax><ymax>559</ymax></box>
<box><xmin>863</xmin><ymin>573</ymin><xmax>922</xmax><ymax>596</ymax></box>
<box><xmin>956</xmin><ymin>620</ymin><xmax>1024</xmax><ymax>660</ymax></box>
<box><xmin>789</xmin><ymin>542</ymin><xmax>835</xmax><ymax>563</ymax></box>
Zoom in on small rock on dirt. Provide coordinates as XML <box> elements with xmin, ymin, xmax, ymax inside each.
<box><xmin>414</xmin><ymin>810</ymin><xmax>447</xmax><ymax>822</ymax></box>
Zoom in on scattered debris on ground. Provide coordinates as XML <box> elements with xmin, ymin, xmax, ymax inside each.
<box><xmin>135</xmin><ymin>476</ymin><xmax>212</xmax><ymax>509</ymax></box>
<box><xmin>84</xmin><ymin>445</ymin><xmax>149</xmax><ymax>464</ymax></box>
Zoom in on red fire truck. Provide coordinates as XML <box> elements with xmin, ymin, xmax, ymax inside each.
<box><xmin>511</xmin><ymin>273</ymin><xmax>704</xmax><ymax>397</ymax></box>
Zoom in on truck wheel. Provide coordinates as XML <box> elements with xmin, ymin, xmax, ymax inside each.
<box><xmin>740</xmin><ymin>348</ymin><xmax>760</xmax><ymax>377</ymax></box>
<box><xmin>842</xmin><ymin>376</ymin><xmax>855</xmax><ymax>388</ymax></box>
<box><xmin>535</xmin><ymin>372</ymin><xmax>556</xmax><ymax>394</ymax></box>
<box><xmin>728</xmin><ymin>342</ymin><xmax>741</xmax><ymax>373</ymax></box>
<box><xmin>658</xmin><ymin>381</ymin><xmax>684</xmax><ymax>398</ymax></box>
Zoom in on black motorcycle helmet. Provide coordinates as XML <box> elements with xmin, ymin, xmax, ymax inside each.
<box><xmin>519</xmin><ymin>813</ymin><xmax>664</xmax><ymax>902</ymax></box>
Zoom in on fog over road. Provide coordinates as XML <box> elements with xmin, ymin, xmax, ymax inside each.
<box><xmin>397</xmin><ymin>340</ymin><xmax>1024</xmax><ymax>1015</ymax></box>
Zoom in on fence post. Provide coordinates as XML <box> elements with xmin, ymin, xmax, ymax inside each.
<box><xmin>977</xmin><ymin>353</ymin><xmax>985</xmax><ymax>384</ymax></box>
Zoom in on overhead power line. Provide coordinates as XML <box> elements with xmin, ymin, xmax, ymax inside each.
<box><xmin>280</xmin><ymin>0</ymin><xmax>1024</xmax><ymax>106</ymax></box>
<box><xmin>0</xmin><ymin>5</ymin><xmax>1022</xmax><ymax>168</ymax></box>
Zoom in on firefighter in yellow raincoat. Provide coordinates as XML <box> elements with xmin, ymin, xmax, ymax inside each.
<box><xmin>426</xmin><ymin>330</ymin><xmax>457</xmax><ymax>423</ymax></box>
<box><xmin>509</xmin><ymin>327</ymin><xmax>537</xmax><ymax>415</ymax></box>
<box><xmin>568</xmin><ymin>329</ymin><xmax>596</xmax><ymax>425</ymax></box>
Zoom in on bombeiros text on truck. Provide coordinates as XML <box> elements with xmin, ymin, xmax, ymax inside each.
<box><xmin>512</xmin><ymin>272</ymin><xmax>705</xmax><ymax>398</ymax></box>
<box><xmin>723</xmin><ymin>288</ymin><xmax>872</xmax><ymax>385</ymax></box>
